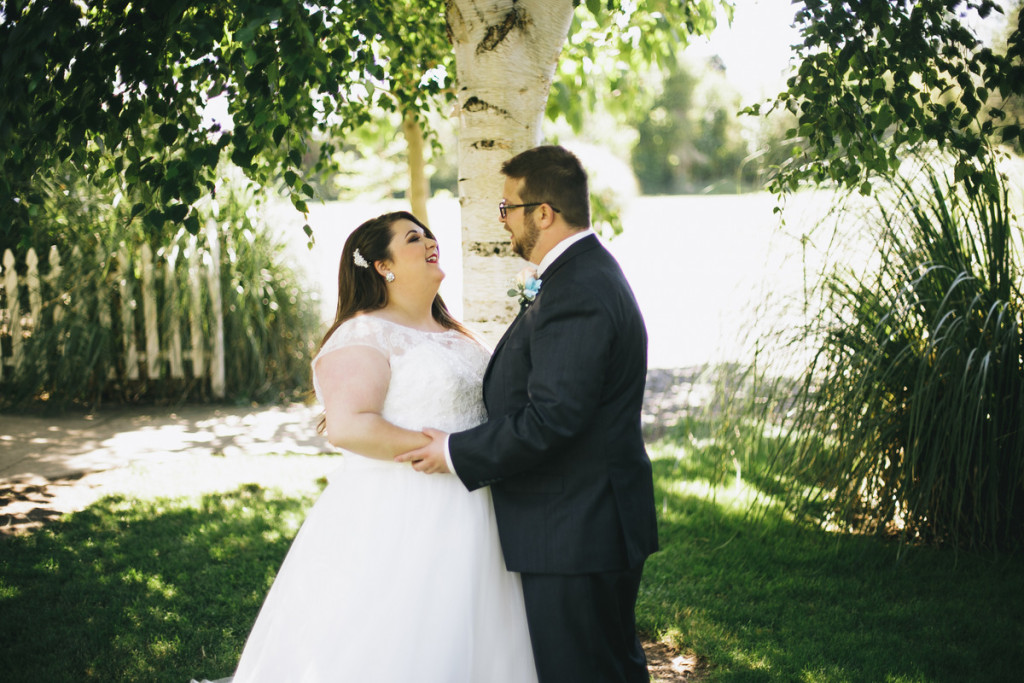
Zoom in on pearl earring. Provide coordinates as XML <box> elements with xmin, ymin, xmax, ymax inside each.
<box><xmin>385</xmin><ymin>272</ymin><xmax>395</xmax><ymax>283</ymax></box>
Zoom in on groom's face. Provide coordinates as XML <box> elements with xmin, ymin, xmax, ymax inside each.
<box><xmin>502</xmin><ymin>177</ymin><xmax>541</xmax><ymax>262</ymax></box>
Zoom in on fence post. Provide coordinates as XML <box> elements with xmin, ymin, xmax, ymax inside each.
<box><xmin>0</xmin><ymin>248</ymin><xmax>7</xmax><ymax>381</ymax></box>
<box><xmin>48</xmin><ymin>246</ymin><xmax>64</xmax><ymax>330</ymax></box>
<box><xmin>141</xmin><ymin>243</ymin><xmax>160</xmax><ymax>379</ymax></box>
<box><xmin>0</xmin><ymin>251</ymin><xmax>4</xmax><ymax>382</ymax></box>
<box><xmin>165</xmin><ymin>243</ymin><xmax>184</xmax><ymax>379</ymax></box>
<box><xmin>205</xmin><ymin>222</ymin><xmax>226</xmax><ymax>399</ymax></box>
<box><xmin>26</xmin><ymin>248</ymin><xmax>42</xmax><ymax>328</ymax></box>
<box><xmin>88</xmin><ymin>247</ymin><xmax>117</xmax><ymax>380</ymax></box>
<box><xmin>187</xmin><ymin>236</ymin><xmax>204</xmax><ymax>379</ymax></box>
<box><xmin>117</xmin><ymin>247</ymin><xmax>140</xmax><ymax>380</ymax></box>
<box><xmin>95</xmin><ymin>245</ymin><xmax>111</xmax><ymax>328</ymax></box>
<box><xmin>3</xmin><ymin>249</ymin><xmax>22</xmax><ymax>375</ymax></box>
<box><xmin>47</xmin><ymin>246</ymin><xmax>66</xmax><ymax>356</ymax></box>
<box><xmin>0</xmin><ymin>249</ymin><xmax>9</xmax><ymax>381</ymax></box>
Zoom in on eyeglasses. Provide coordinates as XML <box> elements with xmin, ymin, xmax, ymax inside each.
<box><xmin>499</xmin><ymin>199</ymin><xmax>560</xmax><ymax>219</ymax></box>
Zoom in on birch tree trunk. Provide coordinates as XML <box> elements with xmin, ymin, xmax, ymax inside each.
<box><xmin>448</xmin><ymin>0</ymin><xmax>574</xmax><ymax>343</ymax></box>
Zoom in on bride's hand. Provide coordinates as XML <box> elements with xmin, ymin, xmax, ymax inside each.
<box><xmin>395</xmin><ymin>428</ymin><xmax>450</xmax><ymax>474</ymax></box>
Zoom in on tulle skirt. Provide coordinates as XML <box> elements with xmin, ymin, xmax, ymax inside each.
<box><xmin>228</xmin><ymin>456</ymin><xmax>537</xmax><ymax>683</ymax></box>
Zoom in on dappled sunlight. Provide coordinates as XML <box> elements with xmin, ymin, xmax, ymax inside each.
<box><xmin>0</xmin><ymin>485</ymin><xmax>317</xmax><ymax>681</ymax></box>
<box><xmin>640</xmin><ymin>416</ymin><xmax>1024</xmax><ymax>681</ymax></box>
<box><xmin>120</xmin><ymin>567</ymin><xmax>179</xmax><ymax>601</ymax></box>
<box><xmin>653</xmin><ymin>457</ymin><xmax>765</xmax><ymax>522</ymax></box>
<box><xmin>0</xmin><ymin>450</ymin><xmax>1021</xmax><ymax>681</ymax></box>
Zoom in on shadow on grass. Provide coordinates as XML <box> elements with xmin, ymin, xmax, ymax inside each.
<box><xmin>3</xmin><ymin>451</ymin><xmax>1022</xmax><ymax>683</ymax></box>
<box><xmin>640</xmin><ymin>453</ymin><xmax>1024</xmax><ymax>682</ymax></box>
<box><xmin>0</xmin><ymin>484</ymin><xmax>318</xmax><ymax>683</ymax></box>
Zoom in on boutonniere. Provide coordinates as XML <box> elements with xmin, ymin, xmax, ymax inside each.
<box><xmin>508</xmin><ymin>267</ymin><xmax>542</xmax><ymax>309</ymax></box>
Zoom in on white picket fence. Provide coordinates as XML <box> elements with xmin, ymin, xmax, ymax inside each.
<box><xmin>0</xmin><ymin>226</ymin><xmax>225</xmax><ymax>397</ymax></box>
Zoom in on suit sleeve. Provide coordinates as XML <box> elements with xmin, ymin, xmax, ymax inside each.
<box><xmin>450</xmin><ymin>281</ymin><xmax>613</xmax><ymax>490</ymax></box>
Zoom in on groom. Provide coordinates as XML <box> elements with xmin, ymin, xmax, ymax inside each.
<box><xmin>397</xmin><ymin>145</ymin><xmax>659</xmax><ymax>682</ymax></box>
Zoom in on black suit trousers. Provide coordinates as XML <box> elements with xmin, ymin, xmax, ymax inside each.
<box><xmin>520</xmin><ymin>564</ymin><xmax>649</xmax><ymax>683</ymax></box>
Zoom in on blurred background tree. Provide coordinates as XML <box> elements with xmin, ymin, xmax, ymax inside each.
<box><xmin>630</xmin><ymin>56</ymin><xmax>754</xmax><ymax>194</ymax></box>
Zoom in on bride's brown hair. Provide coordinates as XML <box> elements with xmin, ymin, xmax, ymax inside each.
<box><xmin>315</xmin><ymin>212</ymin><xmax>470</xmax><ymax>436</ymax></box>
<box><xmin>317</xmin><ymin>211</ymin><xmax>470</xmax><ymax>354</ymax></box>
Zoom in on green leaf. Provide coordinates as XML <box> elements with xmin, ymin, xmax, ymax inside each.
<box><xmin>166</xmin><ymin>203</ymin><xmax>189</xmax><ymax>223</ymax></box>
<box><xmin>874</xmin><ymin>105</ymin><xmax>893</xmax><ymax>131</ymax></box>
<box><xmin>144</xmin><ymin>209</ymin><xmax>165</xmax><ymax>229</ymax></box>
<box><xmin>182</xmin><ymin>182</ymin><xmax>202</xmax><ymax>205</ymax></box>
<box><xmin>158</xmin><ymin>123</ymin><xmax>177</xmax><ymax>146</ymax></box>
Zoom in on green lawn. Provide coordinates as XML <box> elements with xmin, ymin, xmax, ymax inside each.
<box><xmin>2</xmin><ymin>430</ymin><xmax>1022</xmax><ymax>682</ymax></box>
<box><xmin>641</xmin><ymin>459</ymin><xmax>1024</xmax><ymax>681</ymax></box>
<box><xmin>0</xmin><ymin>485</ymin><xmax>314</xmax><ymax>682</ymax></box>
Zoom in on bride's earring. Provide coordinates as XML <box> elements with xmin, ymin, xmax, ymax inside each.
<box><xmin>385</xmin><ymin>272</ymin><xmax>396</xmax><ymax>283</ymax></box>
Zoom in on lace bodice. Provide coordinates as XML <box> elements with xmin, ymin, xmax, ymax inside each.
<box><xmin>313</xmin><ymin>315</ymin><xmax>490</xmax><ymax>435</ymax></box>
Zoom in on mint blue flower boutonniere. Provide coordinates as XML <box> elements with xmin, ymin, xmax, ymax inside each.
<box><xmin>508</xmin><ymin>267</ymin><xmax>542</xmax><ymax>310</ymax></box>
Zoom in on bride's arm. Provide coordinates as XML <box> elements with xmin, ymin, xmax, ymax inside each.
<box><xmin>315</xmin><ymin>345</ymin><xmax>431</xmax><ymax>460</ymax></box>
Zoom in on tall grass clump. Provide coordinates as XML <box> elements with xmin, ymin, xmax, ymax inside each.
<box><xmin>214</xmin><ymin>184</ymin><xmax>321</xmax><ymax>403</ymax></box>
<box><xmin>1</xmin><ymin>175</ymin><xmax>320</xmax><ymax>410</ymax></box>
<box><xmin>773</xmin><ymin>161</ymin><xmax>1024</xmax><ymax>551</ymax></box>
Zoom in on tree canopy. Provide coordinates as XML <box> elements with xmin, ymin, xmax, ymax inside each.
<box><xmin>756</xmin><ymin>0</ymin><xmax>1024</xmax><ymax>194</ymax></box>
<box><xmin>0</xmin><ymin>0</ymin><xmax>720</xmax><ymax>250</ymax></box>
<box><xmin>9</xmin><ymin>0</ymin><xmax>1015</xmax><ymax>249</ymax></box>
<box><xmin>1</xmin><ymin>0</ymin><xmax>452</xmax><ymax>244</ymax></box>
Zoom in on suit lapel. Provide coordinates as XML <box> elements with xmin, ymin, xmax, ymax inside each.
<box><xmin>485</xmin><ymin>309</ymin><xmax>525</xmax><ymax>382</ymax></box>
<box><xmin>484</xmin><ymin>234</ymin><xmax>602</xmax><ymax>384</ymax></box>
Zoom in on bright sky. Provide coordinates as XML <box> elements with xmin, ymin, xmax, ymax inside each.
<box><xmin>689</xmin><ymin>0</ymin><xmax>803</xmax><ymax>102</ymax></box>
<box><xmin>691</xmin><ymin>0</ymin><xmax>1011</xmax><ymax>102</ymax></box>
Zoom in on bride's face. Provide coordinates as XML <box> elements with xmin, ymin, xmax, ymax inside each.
<box><xmin>381</xmin><ymin>219</ymin><xmax>444</xmax><ymax>285</ymax></box>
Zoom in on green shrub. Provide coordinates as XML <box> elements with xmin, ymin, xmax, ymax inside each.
<box><xmin>1</xmin><ymin>178</ymin><xmax>319</xmax><ymax>410</ymax></box>
<box><xmin>773</xmin><ymin>161</ymin><xmax>1024</xmax><ymax>550</ymax></box>
<box><xmin>214</xmin><ymin>185</ymin><xmax>321</xmax><ymax>403</ymax></box>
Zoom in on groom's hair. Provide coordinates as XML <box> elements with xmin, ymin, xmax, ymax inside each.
<box><xmin>502</xmin><ymin>145</ymin><xmax>590</xmax><ymax>229</ymax></box>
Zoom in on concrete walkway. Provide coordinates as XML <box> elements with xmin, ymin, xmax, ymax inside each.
<box><xmin>0</xmin><ymin>403</ymin><xmax>330</xmax><ymax>485</ymax></box>
<box><xmin>0</xmin><ymin>403</ymin><xmax>340</xmax><ymax>534</ymax></box>
<box><xmin>0</xmin><ymin>368</ymin><xmax>702</xmax><ymax>535</ymax></box>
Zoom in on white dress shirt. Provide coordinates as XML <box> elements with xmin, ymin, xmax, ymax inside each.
<box><xmin>535</xmin><ymin>228</ymin><xmax>594</xmax><ymax>277</ymax></box>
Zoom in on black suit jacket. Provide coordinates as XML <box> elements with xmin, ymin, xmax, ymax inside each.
<box><xmin>450</xmin><ymin>234</ymin><xmax>659</xmax><ymax>575</ymax></box>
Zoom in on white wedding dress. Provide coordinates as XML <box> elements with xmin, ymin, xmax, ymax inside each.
<box><xmin>218</xmin><ymin>316</ymin><xmax>537</xmax><ymax>683</ymax></box>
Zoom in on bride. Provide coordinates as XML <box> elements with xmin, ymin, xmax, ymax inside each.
<box><xmin>209</xmin><ymin>211</ymin><xmax>537</xmax><ymax>682</ymax></box>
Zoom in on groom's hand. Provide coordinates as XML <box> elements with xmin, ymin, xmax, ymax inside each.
<box><xmin>395</xmin><ymin>428</ymin><xmax>450</xmax><ymax>474</ymax></box>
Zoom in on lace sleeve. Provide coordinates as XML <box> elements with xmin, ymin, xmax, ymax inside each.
<box><xmin>311</xmin><ymin>316</ymin><xmax>390</xmax><ymax>404</ymax></box>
